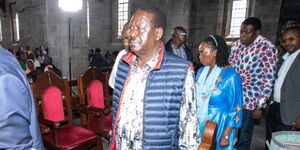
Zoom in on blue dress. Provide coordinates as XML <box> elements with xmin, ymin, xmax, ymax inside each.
<box><xmin>195</xmin><ymin>67</ymin><xmax>243</xmax><ymax>150</ymax></box>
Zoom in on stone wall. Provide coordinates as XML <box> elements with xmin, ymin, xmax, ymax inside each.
<box><xmin>0</xmin><ymin>0</ymin><xmax>46</xmax><ymax>49</ymax></box>
<box><xmin>0</xmin><ymin>0</ymin><xmax>283</xmax><ymax>78</ymax></box>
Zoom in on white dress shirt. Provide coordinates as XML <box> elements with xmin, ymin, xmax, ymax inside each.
<box><xmin>109</xmin><ymin>49</ymin><xmax>128</xmax><ymax>89</ymax></box>
<box><xmin>273</xmin><ymin>49</ymin><xmax>300</xmax><ymax>103</ymax></box>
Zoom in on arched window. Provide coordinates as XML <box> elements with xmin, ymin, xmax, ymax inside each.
<box><xmin>228</xmin><ymin>0</ymin><xmax>248</xmax><ymax>38</ymax></box>
<box><xmin>13</xmin><ymin>13</ymin><xmax>20</xmax><ymax>42</ymax></box>
<box><xmin>0</xmin><ymin>19</ymin><xmax>3</xmax><ymax>42</ymax></box>
<box><xmin>117</xmin><ymin>0</ymin><xmax>129</xmax><ymax>37</ymax></box>
<box><xmin>87</xmin><ymin>0</ymin><xmax>90</xmax><ymax>39</ymax></box>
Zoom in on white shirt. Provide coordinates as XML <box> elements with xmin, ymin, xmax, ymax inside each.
<box><xmin>109</xmin><ymin>49</ymin><xmax>128</xmax><ymax>89</ymax></box>
<box><xmin>273</xmin><ymin>49</ymin><xmax>300</xmax><ymax>103</ymax></box>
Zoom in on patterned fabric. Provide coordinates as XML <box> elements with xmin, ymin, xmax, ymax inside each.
<box><xmin>229</xmin><ymin>35</ymin><xmax>278</xmax><ymax>110</ymax></box>
<box><xmin>171</xmin><ymin>43</ymin><xmax>187</xmax><ymax>59</ymax></box>
<box><xmin>115</xmin><ymin>48</ymin><xmax>199</xmax><ymax>150</ymax></box>
<box><xmin>195</xmin><ymin>67</ymin><xmax>243</xmax><ymax>150</ymax></box>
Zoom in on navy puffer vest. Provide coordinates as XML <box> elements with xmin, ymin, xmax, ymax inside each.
<box><xmin>112</xmin><ymin>49</ymin><xmax>191</xmax><ymax>150</ymax></box>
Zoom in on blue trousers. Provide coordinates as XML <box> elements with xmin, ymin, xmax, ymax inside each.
<box><xmin>236</xmin><ymin>109</ymin><xmax>254</xmax><ymax>150</ymax></box>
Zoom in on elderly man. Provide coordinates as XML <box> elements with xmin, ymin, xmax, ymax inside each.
<box><xmin>110</xmin><ymin>7</ymin><xmax>199</xmax><ymax>150</ymax></box>
<box><xmin>266</xmin><ymin>26</ymin><xmax>300</xmax><ymax>149</ymax></box>
<box><xmin>0</xmin><ymin>47</ymin><xmax>44</xmax><ymax>149</ymax></box>
<box><xmin>109</xmin><ymin>22</ymin><xmax>130</xmax><ymax>89</ymax></box>
<box><xmin>229</xmin><ymin>17</ymin><xmax>278</xmax><ymax>150</ymax></box>
<box><xmin>165</xmin><ymin>26</ymin><xmax>194</xmax><ymax>63</ymax></box>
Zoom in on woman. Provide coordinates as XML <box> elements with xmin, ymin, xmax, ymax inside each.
<box><xmin>196</xmin><ymin>35</ymin><xmax>243</xmax><ymax>149</ymax></box>
<box><xmin>24</xmin><ymin>59</ymin><xmax>36</xmax><ymax>75</ymax></box>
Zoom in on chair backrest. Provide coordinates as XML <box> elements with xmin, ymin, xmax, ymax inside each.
<box><xmin>198</xmin><ymin>121</ymin><xmax>217</xmax><ymax>150</ymax></box>
<box><xmin>32</xmin><ymin>71</ymin><xmax>73</xmax><ymax>124</ymax></box>
<box><xmin>42</xmin><ymin>86</ymin><xmax>65</xmax><ymax>122</ymax></box>
<box><xmin>78</xmin><ymin>67</ymin><xmax>109</xmax><ymax>108</ymax></box>
<box><xmin>87</xmin><ymin>80</ymin><xmax>105</xmax><ymax>108</ymax></box>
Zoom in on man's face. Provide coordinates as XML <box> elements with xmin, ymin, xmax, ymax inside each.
<box><xmin>122</xmin><ymin>27</ymin><xmax>130</xmax><ymax>51</ymax></box>
<box><xmin>281</xmin><ymin>30</ymin><xmax>300</xmax><ymax>54</ymax></box>
<box><xmin>128</xmin><ymin>10</ymin><xmax>157</xmax><ymax>55</ymax></box>
<box><xmin>174</xmin><ymin>29</ymin><xmax>188</xmax><ymax>44</ymax></box>
<box><xmin>240</xmin><ymin>24</ymin><xmax>259</xmax><ymax>46</ymax></box>
<box><xmin>43</xmin><ymin>57</ymin><xmax>51</xmax><ymax>65</ymax></box>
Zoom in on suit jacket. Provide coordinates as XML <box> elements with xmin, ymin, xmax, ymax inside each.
<box><xmin>165</xmin><ymin>39</ymin><xmax>194</xmax><ymax>63</ymax></box>
<box><xmin>280</xmin><ymin>52</ymin><xmax>300</xmax><ymax>125</ymax></box>
<box><xmin>0</xmin><ymin>48</ymin><xmax>44</xmax><ymax>150</ymax></box>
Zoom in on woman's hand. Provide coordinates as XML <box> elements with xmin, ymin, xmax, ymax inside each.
<box><xmin>220</xmin><ymin>126</ymin><xmax>232</xmax><ymax>148</ymax></box>
<box><xmin>220</xmin><ymin>136</ymin><xmax>230</xmax><ymax>148</ymax></box>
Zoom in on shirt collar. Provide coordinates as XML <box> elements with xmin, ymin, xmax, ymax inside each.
<box><xmin>239</xmin><ymin>35</ymin><xmax>263</xmax><ymax>47</ymax></box>
<box><xmin>171</xmin><ymin>41</ymin><xmax>185</xmax><ymax>49</ymax></box>
<box><xmin>283</xmin><ymin>49</ymin><xmax>300</xmax><ymax>60</ymax></box>
<box><xmin>123</xmin><ymin>42</ymin><xmax>165</xmax><ymax>70</ymax></box>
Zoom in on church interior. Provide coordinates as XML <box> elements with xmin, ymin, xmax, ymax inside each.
<box><xmin>0</xmin><ymin>0</ymin><xmax>300</xmax><ymax>150</ymax></box>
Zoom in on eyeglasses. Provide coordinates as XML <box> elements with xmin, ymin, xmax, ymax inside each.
<box><xmin>176</xmin><ymin>32</ymin><xmax>188</xmax><ymax>36</ymax></box>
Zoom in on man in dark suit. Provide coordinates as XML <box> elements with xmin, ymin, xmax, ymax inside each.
<box><xmin>0</xmin><ymin>47</ymin><xmax>44</xmax><ymax>149</ymax></box>
<box><xmin>165</xmin><ymin>26</ymin><xmax>194</xmax><ymax>63</ymax></box>
<box><xmin>266</xmin><ymin>26</ymin><xmax>300</xmax><ymax>148</ymax></box>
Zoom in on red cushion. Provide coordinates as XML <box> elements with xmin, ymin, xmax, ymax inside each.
<box><xmin>43</xmin><ymin>125</ymin><xmax>97</xmax><ymax>148</ymax></box>
<box><xmin>91</xmin><ymin>113</ymin><xmax>113</xmax><ymax>131</ymax></box>
<box><xmin>42</xmin><ymin>86</ymin><xmax>65</xmax><ymax>122</ymax></box>
<box><xmin>87</xmin><ymin>80</ymin><xmax>105</xmax><ymax>109</ymax></box>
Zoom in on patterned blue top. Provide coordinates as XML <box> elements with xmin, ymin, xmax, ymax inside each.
<box><xmin>196</xmin><ymin>67</ymin><xmax>243</xmax><ymax>150</ymax></box>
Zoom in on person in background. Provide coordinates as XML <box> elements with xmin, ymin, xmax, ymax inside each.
<box><xmin>229</xmin><ymin>17</ymin><xmax>278</xmax><ymax>150</ymax></box>
<box><xmin>24</xmin><ymin>59</ymin><xmax>36</xmax><ymax>75</ymax></box>
<box><xmin>19</xmin><ymin>52</ymin><xmax>27</xmax><ymax>71</ymax></box>
<box><xmin>265</xmin><ymin>26</ymin><xmax>300</xmax><ymax>149</ymax></box>
<box><xmin>165</xmin><ymin>26</ymin><xmax>194</xmax><ymax>63</ymax></box>
<box><xmin>35</xmin><ymin>56</ymin><xmax>62</xmax><ymax>77</ymax></box>
<box><xmin>88</xmin><ymin>48</ymin><xmax>95</xmax><ymax>67</ymax></box>
<box><xmin>91</xmin><ymin>48</ymin><xmax>109</xmax><ymax>69</ymax></box>
<box><xmin>109</xmin><ymin>22</ymin><xmax>130</xmax><ymax>89</ymax></box>
<box><xmin>196</xmin><ymin>35</ymin><xmax>243</xmax><ymax>150</ymax></box>
<box><xmin>25</xmin><ymin>45</ymin><xmax>34</xmax><ymax>55</ymax></box>
<box><xmin>0</xmin><ymin>47</ymin><xmax>44</xmax><ymax>149</ymax></box>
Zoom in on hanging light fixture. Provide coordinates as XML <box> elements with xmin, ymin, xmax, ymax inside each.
<box><xmin>59</xmin><ymin>0</ymin><xmax>82</xmax><ymax>12</ymax></box>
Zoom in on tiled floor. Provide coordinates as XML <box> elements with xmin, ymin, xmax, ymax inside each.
<box><xmin>251</xmin><ymin>117</ymin><xmax>266</xmax><ymax>150</ymax></box>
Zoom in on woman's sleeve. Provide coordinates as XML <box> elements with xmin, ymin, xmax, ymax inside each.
<box><xmin>226</xmin><ymin>73</ymin><xmax>243</xmax><ymax>128</ymax></box>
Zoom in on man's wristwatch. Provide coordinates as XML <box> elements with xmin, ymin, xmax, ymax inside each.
<box><xmin>223</xmin><ymin>135</ymin><xmax>229</xmax><ymax>140</ymax></box>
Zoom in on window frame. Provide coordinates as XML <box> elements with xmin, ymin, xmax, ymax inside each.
<box><xmin>221</xmin><ymin>0</ymin><xmax>252</xmax><ymax>45</ymax></box>
<box><xmin>117</xmin><ymin>0</ymin><xmax>129</xmax><ymax>38</ymax></box>
<box><xmin>87</xmin><ymin>0</ymin><xmax>90</xmax><ymax>39</ymax></box>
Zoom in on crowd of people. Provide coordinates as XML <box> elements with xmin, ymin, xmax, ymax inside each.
<box><xmin>0</xmin><ymin>6</ymin><xmax>300</xmax><ymax>150</ymax></box>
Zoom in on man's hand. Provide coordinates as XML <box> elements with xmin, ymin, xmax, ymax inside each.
<box><xmin>292</xmin><ymin>116</ymin><xmax>300</xmax><ymax>130</ymax></box>
<box><xmin>252</xmin><ymin>108</ymin><xmax>263</xmax><ymax>119</ymax></box>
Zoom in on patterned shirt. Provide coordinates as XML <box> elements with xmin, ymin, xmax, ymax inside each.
<box><xmin>171</xmin><ymin>43</ymin><xmax>187</xmax><ymax>60</ymax></box>
<box><xmin>116</xmin><ymin>49</ymin><xmax>199</xmax><ymax>149</ymax></box>
<box><xmin>229</xmin><ymin>35</ymin><xmax>278</xmax><ymax>110</ymax></box>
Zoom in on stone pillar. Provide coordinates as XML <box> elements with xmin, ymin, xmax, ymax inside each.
<box><xmin>45</xmin><ymin>0</ymin><xmax>88</xmax><ymax>79</ymax></box>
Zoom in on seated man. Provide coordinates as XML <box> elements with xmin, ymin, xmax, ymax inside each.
<box><xmin>0</xmin><ymin>47</ymin><xmax>44</xmax><ymax>149</ymax></box>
